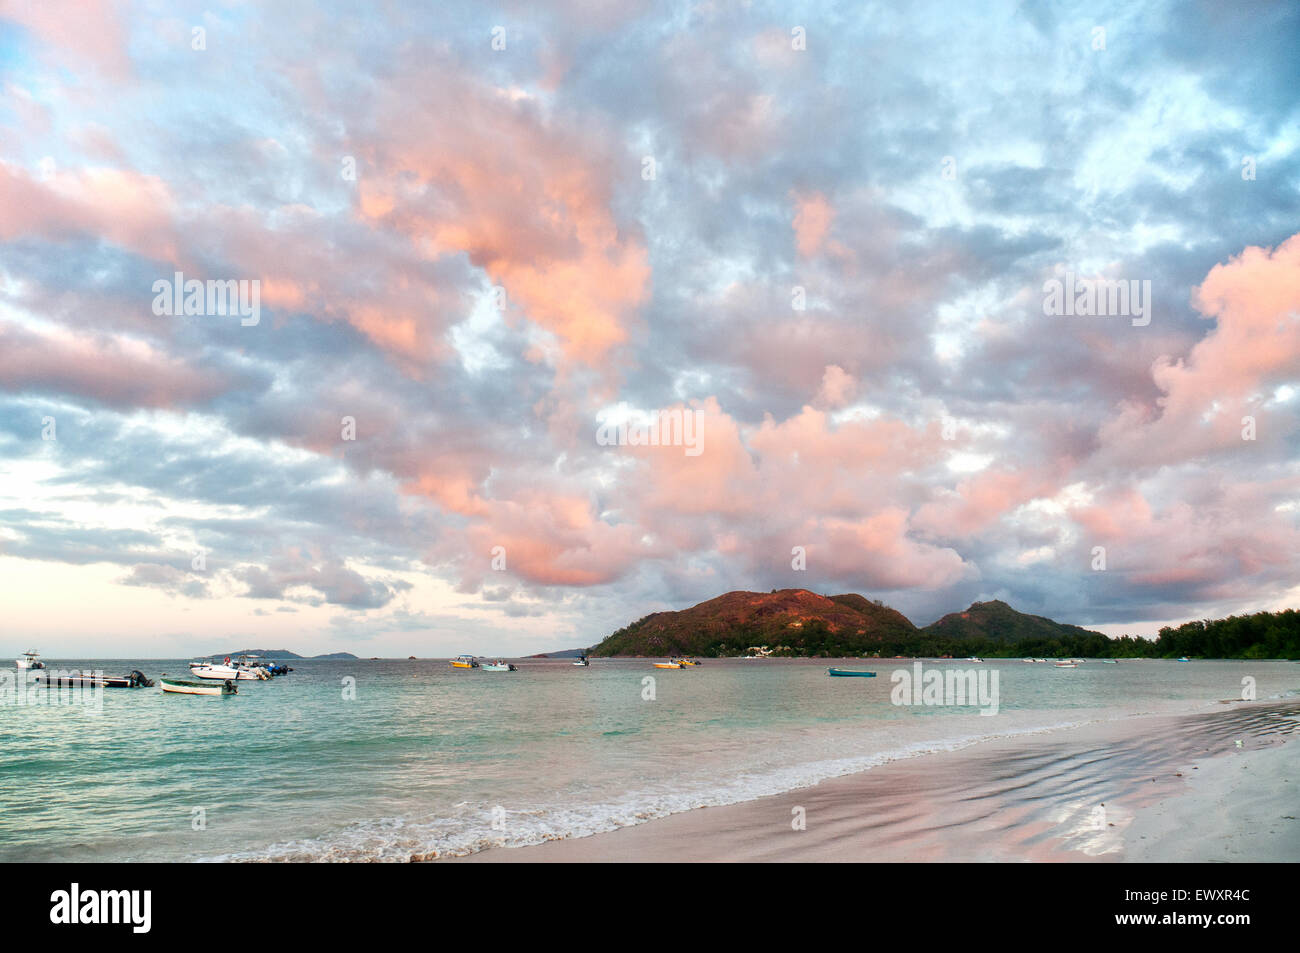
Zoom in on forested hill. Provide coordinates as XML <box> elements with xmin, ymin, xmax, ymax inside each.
<box><xmin>587</xmin><ymin>591</ymin><xmax>1300</xmax><ymax>659</ymax></box>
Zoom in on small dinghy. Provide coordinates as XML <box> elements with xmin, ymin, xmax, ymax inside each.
<box><xmin>827</xmin><ymin>668</ymin><xmax>876</xmax><ymax>677</ymax></box>
<box><xmin>160</xmin><ymin>677</ymin><xmax>237</xmax><ymax>695</ymax></box>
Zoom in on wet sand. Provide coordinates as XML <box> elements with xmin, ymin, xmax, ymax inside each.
<box><xmin>450</xmin><ymin>699</ymin><xmax>1299</xmax><ymax>862</ymax></box>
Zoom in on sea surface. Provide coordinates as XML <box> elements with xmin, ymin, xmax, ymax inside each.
<box><xmin>2</xmin><ymin>657</ymin><xmax>1297</xmax><ymax>862</ymax></box>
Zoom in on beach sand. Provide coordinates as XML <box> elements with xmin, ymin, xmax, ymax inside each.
<box><xmin>450</xmin><ymin>699</ymin><xmax>1298</xmax><ymax>863</ymax></box>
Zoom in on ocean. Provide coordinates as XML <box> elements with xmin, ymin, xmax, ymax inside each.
<box><xmin>2</xmin><ymin>657</ymin><xmax>1296</xmax><ymax>862</ymax></box>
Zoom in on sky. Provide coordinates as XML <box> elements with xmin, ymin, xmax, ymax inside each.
<box><xmin>0</xmin><ymin>0</ymin><xmax>1298</xmax><ymax>657</ymax></box>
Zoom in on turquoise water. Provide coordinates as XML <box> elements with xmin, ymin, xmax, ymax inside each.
<box><xmin>2</xmin><ymin>657</ymin><xmax>1297</xmax><ymax>861</ymax></box>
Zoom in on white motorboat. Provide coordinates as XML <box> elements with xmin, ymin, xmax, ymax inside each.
<box><xmin>189</xmin><ymin>658</ymin><xmax>268</xmax><ymax>680</ymax></box>
<box><xmin>15</xmin><ymin>650</ymin><xmax>46</xmax><ymax>670</ymax></box>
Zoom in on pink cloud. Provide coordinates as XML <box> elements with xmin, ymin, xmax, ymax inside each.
<box><xmin>1097</xmin><ymin>232</ymin><xmax>1300</xmax><ymax>468</ymax></box>
<box><xmin>0</xmin><ymin>322</ymin><xmax>229</xmax><ymax>409</ymax></box>
<box><xmin>792</xmin><ymin>190</ymin><xmax>834</xmax><ymax>257</ymax></box>
<box><xmin>6</xmin><ymin>0</ymin><xmax>133</xmax><ymax>80</ymax></box>
<box><xmin>0</xmin><ymin>162</ymin><xmax>177</xmax><ymax>262</ymax></box>
<box><xmin>352</xmin><ymin>70</ymin><xmax>650</xmax><ymax>370</ymax></box>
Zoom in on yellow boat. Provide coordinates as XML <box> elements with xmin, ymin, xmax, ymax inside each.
<box><xmin>653</xmin><ymin>661</ymin><xmax>682</xmax><ymax>669</ymax></box>
<box><xmin>450</xmin><ymin>655</ymin><xmax>479</xmax><ymax>669</ymax></box>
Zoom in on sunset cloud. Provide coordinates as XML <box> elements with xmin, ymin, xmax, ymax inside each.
<box><xmin>1</xmin><ymin>0</ymin><xmax>1297</xmax><ymax>654</ymax></box>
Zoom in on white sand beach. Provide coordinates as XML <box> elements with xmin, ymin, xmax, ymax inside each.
<box><xmin>451</xmin><ymin>699</ymin><xmax>1298</xmax><ymax>863</ymax></box>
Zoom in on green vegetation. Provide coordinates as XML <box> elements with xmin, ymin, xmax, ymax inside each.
<box><xmin>1141</xmin><ymin>611</ymin><xmax>1300</xmax><ymax>660</ymax></box>
<box><xmin>587</xmin><ymin>590</ymin><xmax>1300</xmax><ymax>659</ymax></box>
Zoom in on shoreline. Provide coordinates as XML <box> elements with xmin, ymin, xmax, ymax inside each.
<box><xmin>447</xmin><ymin>698</ymin><xmax>1298</xmax><ymax>863</ymax></box>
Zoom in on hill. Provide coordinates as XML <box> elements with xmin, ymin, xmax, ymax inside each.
<box><xmin>589</xmin><ymin>592</ymin><xmax>1300</xmax><ymax>659</ymax></box>
<box><xmin>589</xmin><ymin>588</ymin><xmax>917</xmax><ymax>658</ymax></box>
<box><xmin>922</xmin><ymin>600</ymin><xmax>1104</xmax><ymax>643</ymax></box>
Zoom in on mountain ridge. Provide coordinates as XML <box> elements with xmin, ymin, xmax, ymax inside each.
<box><xmin>587</xmin><ymin>588</ymin><xmax>1105</xmax><ymax>658</ymax></box>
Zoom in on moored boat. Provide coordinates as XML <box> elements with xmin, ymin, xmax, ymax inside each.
<box><xmin>827</xmin><ymin>668</ymin><xmax>876</xmax><ymax>677</ymax></box>
<box><xmin>450</xmin><ymin>655</ymin><xmax>479</xmax><ymax>669</ymax></box>
<box><xmin>1054</xmin><ymin>661</ymin><xmax>1077</xmax><ymax>668</ymax></box>
<box><xmin>190</xmin><ymin>658</ymin><xmax>268</xmax><ymax>680</ymax></box>
<box><xmin>33</xmin><ymin>670</ymin><xmax>153</xmax><ymax>688</ymax></box>
<box><xmin>572</xmin><ymin>655</ymin><xmax>590</xmax><ymax>666</ymax></box>
<box><xmin>480</xmin><ymin>660</ymin><xmax>517</xmax><ymax>672</ymax></box>
<box><xmin>652</xmin><ymin>661</ymin><xmax>682</xmax><ymax>669</ymax></box>
<box><xmin>15</xmin><ymin>650</ymin><xmax>46</xmax><ymax>670</ymax></box>
<box><xmin>160</xmin><ymin>677</ymin><xmax>237</xmax><ymax>695</ymax></box>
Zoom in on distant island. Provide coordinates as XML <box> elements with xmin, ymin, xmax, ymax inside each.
<box><xmin>216</xmin><ymin>648</ymin><xmax>359</xmax><ymax>660</ymax></box>
<box><xmin>527</xmin><ymin>648</ymin><xmax>589</xmax><ymax>659</ymax></box>
<box><xmin>587</xmin><ymin>589</ymin><xmax>1300</xmax><ymax>660</ymax></box>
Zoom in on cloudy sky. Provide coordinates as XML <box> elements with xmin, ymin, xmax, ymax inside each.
<box><xmin>1</xmin><ymin>1</ymin><xmax>1297</xmax><ymax>657</ymax></box>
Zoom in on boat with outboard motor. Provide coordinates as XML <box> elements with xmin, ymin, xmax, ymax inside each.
<box><xmin>450</xmin><ymin>655</ymin><xmax>479</xmax><ymax>669</ymax></box>
<box><xmin>573</xmin><ymin>655</ymin><xmax>590</xmax><ymax>666</ymax></box>
<box><xmin>189</xmin><ymin>657</ymin><xmax>270</xmax><ymax>680</ymax></box>
<box><xmin>480</xmin><ymin>660</ymin><xmax>517</xmax><ymax>672</ymax></box>
<box><xmin>15</xmin><ymin>650</ymin><xmax>46</xmax><ymax>670</ymax></box>
<box><xmin>160</xmin><ymin>677</ymin><xmax>237</xmax><ymax>695</ymax></box>
<box><xmin>33</xmin><ymin>670</ymin><xmax>154</xmax><ymax>688</ymax></box>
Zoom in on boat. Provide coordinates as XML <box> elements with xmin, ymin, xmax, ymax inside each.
<box><xmin>480</xmin><ymin>660</ymin><xmax>517</xmax><ymax>672</ymax></box>
<box><xmin>450</xmin><ymin>655</ymin><xmax>479</xmax><ymax>669</ymax></box>
<box><xmin>572</xmin><ymin>655</ymin><xmax>590</xmax><ymax>666</ymax></box>
<box><xmin>33</xmin><ymin>670</ymin><xmax>153</xmax><ymax>688</ymax></box>
<box><xmin>234</xmin><ymin>655</ymin><xmax>282</xmax><ymax>677</ymax></box>
<box><xmin>827</xmin><ymin>668</ymin><xmax>877</xmax><ymax>677</ymax></box>
<box><xmin>15</xmin><ymin>650</ymin><xmax>46</xmax><ymax>670</ymax></box>
<box><xmin>160</xmin><ymin>677</ymin><xmax>236</xmax><ymax>695</ymax></box>
<box><xmin>652</xmin><ymin>662</ymin><xmax>682</xmax><ymax>669</ymax></box>
<box><xmin>967</xmin><ymin>657</ymin><xmax>983</xmax><ymax>662</ymax></box>
<box><xmin>1101</xmin><ymin>659</ymin><xmax>1118</xmax><ymax>664</ymax></box>
<box><xmin>677</xmin><ymin>658</ymin><xmax>700</xmax><ymax>666</ymax></box>
<box><xmin>189</xmin><ymin>658</ymin><xmax>268</xmax><ymax>680</ymax></box>
<box><xmin>1177</xmin><ymin>656</ymin><xmax>1190</xmax><ymax>662</ymax></box>
<box><xmin>1054</xmin><ymin>661</ymin><xmax>1077</xmax><ymax>668</ymax></box>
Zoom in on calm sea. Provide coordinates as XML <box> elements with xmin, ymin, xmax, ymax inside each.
<box><xmin>2</xmin><ymin>657</ymin><xmax>1296</xmax><ymax>861</ymax></box>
